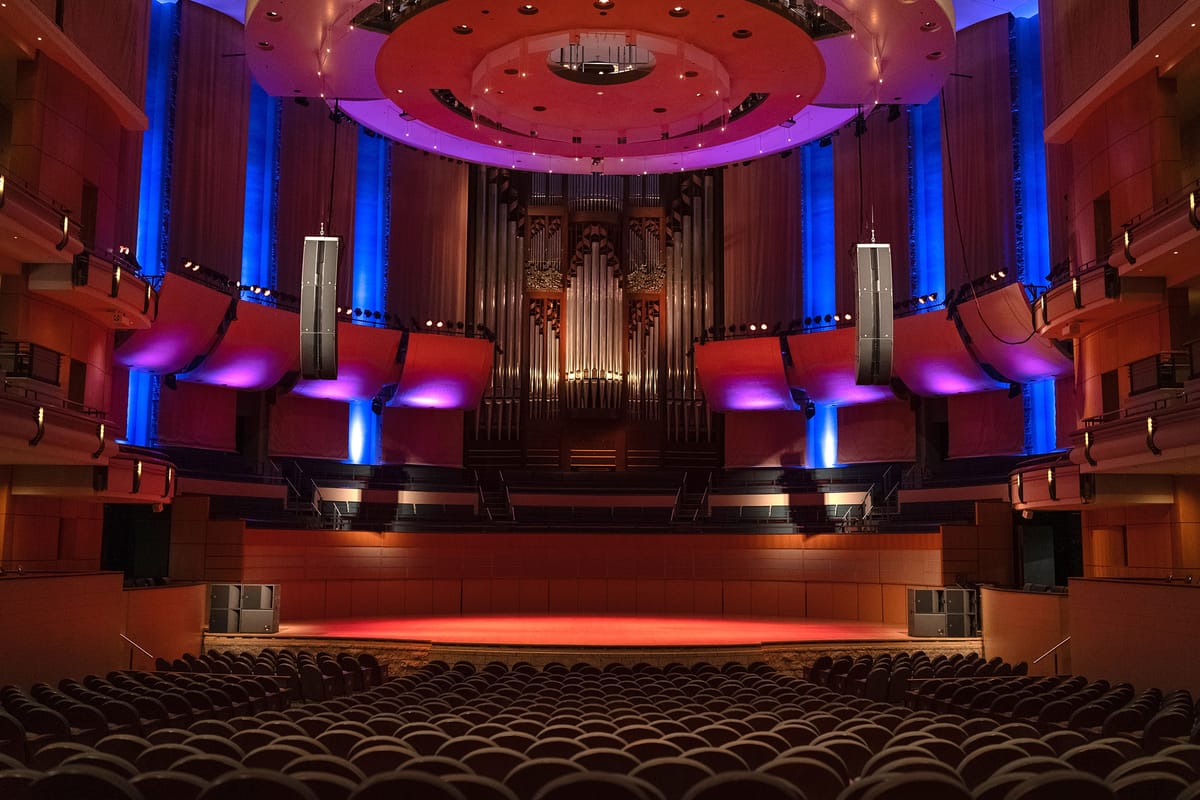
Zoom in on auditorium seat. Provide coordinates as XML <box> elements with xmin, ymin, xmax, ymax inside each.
<box><xmin>129</xmin><ymin>770</ymin><xmax>209</xmax><ymax>800</ymax></box>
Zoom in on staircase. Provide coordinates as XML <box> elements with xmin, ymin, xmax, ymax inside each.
<box><xmin>477</xmin><ymin>469</ymin><xmax>513</xmax><ymax>523</ymax></box>
<box><xmin>672</xmin><ymin>471</ymin><xmax>710</xmax><ymax>525</ymax></box>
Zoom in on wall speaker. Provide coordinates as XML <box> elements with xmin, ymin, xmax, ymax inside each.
<box><xmin>855</xmin><ymin>243</ymin><xmax>894</xmax><ymax>385</ymax></box>
<box><xmin>300</xmin><ymin>235</ymin><xmax>339</xmax><ymax>380</ymax></box>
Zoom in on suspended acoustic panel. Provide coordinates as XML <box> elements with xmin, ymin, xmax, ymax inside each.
<box><xmin>784</xmin><ymin>327</ymin><xmax>896</xmax><ymax>407</ymax></box>
<box><xmin>954</xmin><ymin>282</ymin><xmax>1073</xmax><ymax>383</ymax></box>
<box><xmin>179</xmin><ymin>301</ymin><xmax>299</xmax><ymax>389</ymax></box>
<box><xmin>291</xmin><ymin>321</ymin><xmax>403</xmax><ymax>401</ymax></box>
<box><xmin>892</xmin><ymin>310</ymin><xmax>1006</xmax><ymax>396</ymax></box>
<box><xmin>391</xmin><ymin>332</ymin><xmax>495</xmax><ymax>410</ymax></box>
<box><xmin>694</xmin><ymin>337</ymin><xmax>794</xmax><ymax>412</ymax></box>
<box><xmin>854</xmin><ymin>243</ymin><xmax>894</xmax><ymax>386</ymax></box>
<box><xmin>114</xmin><ymin>272</ymin><xmax>231</xmax><ymax>373</ymax></box>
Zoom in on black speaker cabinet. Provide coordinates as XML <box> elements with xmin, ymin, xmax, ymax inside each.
<box><xmin>911</xmin><ymin>589</ymin><xmax>936</xmax><ymax>614</ymax></box>
<box><xmin>300</xmin><ymin>235</ymin><xmax>339</xmax><ymax>380</ymax></box>
<box><xmin>209</xmin><ymin>608</ymin><xmax>239</xmax><ymax>634</ymax></box>
<box><xmin>238</xmin><ymin>608</ymin><xmax>279</xmax><ymax>634</ymax></box>
<box><xmin>908</xmin><ymin>613</ymin><xmax>947</xmax><ymax>637</ymax></box>
<box><xmin>209</xmin><ymin>584</ymin><xmax>241</xmax><ymax>610</ymax></box>
<box><xmin>854</xmin><ymin>243</ymin><xmax>894</xmax><ymax>386</ymax></box>
<box><xmin>946</xmin><ymin>613</ymin><xmax>976</xmax><ymax>637</ymax></box>
<box><xmin>241</xmin><ymin>584</ymin><xmax>275</xmax><ymax>610</ymax></box>
<box><xmin>945</xmin><ymin>588</ymin><xmax>974</xmax><ymax>614</ymax></box>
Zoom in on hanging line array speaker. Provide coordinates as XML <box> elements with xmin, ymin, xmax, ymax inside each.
<box><xmin>855</xmin><ymin>243</ymin><xmax>893</xmax><ymax>385</ymax></box>
<box><xmin>300</xmin><ymin>235</ymin><xmax>340</xmax><ymax>380</ymax></box>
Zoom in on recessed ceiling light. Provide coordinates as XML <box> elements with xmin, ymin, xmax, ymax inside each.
<box><xmin>921</xmin><ymin>20</ymin><xmax>941</xmax><ymax>32</ymax></box>
<box><xmin>518</xmin><ymin>4</ymin><xmax>538</xmax><ymax>14</ymax></box>
<box><xmin>669</xmin><ymin>6</ymin><xmax>689</xmax><ymax>17</ymax></box>
<box><xmin>732</xmin><ymin>29</ymin><xmax>752</xmax><ymax>39</ymax></box>
<box><xmin>453</xmin><ymin>24</ymin><xmax>473</xmax><ymax>34</ymax></box>
<box><xmin>266</xmin><ymin>10</ymin><xmax>280</xmax><ymax>20</ymax></box>
<box><xmin>594</xmin><ymin>0</ymin><xmax>613</xmax><ymax>7</ymax></box>
<box><xmin>257</xmin><ymin>41</ymin><xmax>273</xmax><ymax>50</ymax></box>
<box><xmin>926</xmin><ymin>51</ymin><xmax>944</xmax><ymax>60</ymax></box>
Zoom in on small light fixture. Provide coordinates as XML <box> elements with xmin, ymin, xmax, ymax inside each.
<box><xmin>452</xmin><ymin>24</ymin><xmax>473</xmax><ymax>34</ymax></box>
<box><xmin>518</xmin><ymin>3</ymin><xmax>538</xmax><ymax>14</ymax></box>
<box><xmin>1046</xmin><ymin>468</ymin><xmax>1056</xmax><ymax>501</ymax></box>
<box><xmin>92</xmin><ymin>422</ymin><xmax>106</xmax><ymax>459</ymax></box>
<box><xmin>30</xmin><ymin>406</ymin><xmax>46</xmax><ymax>446</ymax></box>
<box><xmin>669</xmin><ymin>5</ymin><xmax>689</xmax><ymax>17</ymax></box>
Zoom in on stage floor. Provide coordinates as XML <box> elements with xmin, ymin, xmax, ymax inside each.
<box><xmin>277</xmin><ymin>615</ymin><xmax>914</xmax><ymax>647</ymax></box>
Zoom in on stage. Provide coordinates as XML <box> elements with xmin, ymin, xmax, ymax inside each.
<box><xmin>204</xmin><ymin>615</ymin><xmax>981</xmax><ymax>676</ymax></box>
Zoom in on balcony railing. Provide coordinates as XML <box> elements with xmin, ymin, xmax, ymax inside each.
<box><xmin>1128</xmin><ymin>351</ymin><xmax>1191</xmax><ymax>397</ymax></box>
<box><xmin>0</xmin><ymin>341</ymin><xmax>62</xmax><ymax>386</ymax></box>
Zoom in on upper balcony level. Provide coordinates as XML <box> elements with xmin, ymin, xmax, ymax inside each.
<box><xmin>1035</xmin><ymin>178</ymin><xmax>1199</xmax><ymax>338</ymax></box>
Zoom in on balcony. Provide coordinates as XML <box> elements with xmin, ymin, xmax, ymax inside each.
<box><xmin>27</xmin><ymin>251</ymin><xmax>157</xmax><ymax>330</ymax></box>
<box><xmin>0</xmin><ymin>341</ymin><xmax>62</xmax><ymax>387</ymax></box>
<box><xmin>0</xmin><ymin>170</ymin><xmax>84</xmax><ymax>265</ymax></box>
<box><xmin>1128</xmin><ymin>351</ymin><xmax>1192</xmax><ymax>397</ymax></box>
<box><xmin>1033</xmin><ymin>260</ymin><xmax>1164</xmax><ymax>338</ymax></box>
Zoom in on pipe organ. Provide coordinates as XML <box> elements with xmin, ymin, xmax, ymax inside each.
<box><xmin>468</xmin><ymin>168</ymin><xmax>721</xmax><ymax>467</ymax></box>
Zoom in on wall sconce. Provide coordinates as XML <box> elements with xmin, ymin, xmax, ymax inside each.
<box><xmin>56</xmin><ymin>214</ymin><xmax>70</xmax><ymax>250</ymax></box>
<box><xmin>111</xmin><ymin>265</ymin><xmax>122</xmax><ymax>298</ymax></box>
<box><xmin>1083</xmin><ymin>430</ymin><xmax>1097</xmax><ymax>466</ymax></box>
<box><xmin>143</xmin><ymin>283</ymin><xmax>153</xmax><ymax>314</ymax></box>
<box><xmin>0</xmin><ymin>175</ymin><xmax>5</xmax><ymax>210</ymax></box>
<box><xmin>132</xmin><ymin>459</ymin><xmax>143</xmax><ymax>494</ymax></box>
<box><xmin>163</xmin><ymin>465</ymin><xmax>174</xmax><ymax>498</ymax></box>
<box><xmin>1146</xmin><ymin>417</ymin><xmax>1161</xmax><ymax>456</ymax></box>
<box><xmin>1071</xmin><ymin>277</ymin><xmax>1081</xmax><ymax>309</ymax></box>
<box><xmin>29</xmin><ymin>406</ymin><xmax>45</xmax><ymax>446</ymax></box>
<box><xmin>1016</xmin><ymin>472</ymin><xmax>1024</xmax><ymax>503</ymax></box>
<box><xmin>92</xmin><ymin>422</ymin><xmax>106</xmax><ymax>459</ymax></box>
<box><xmin>1046</xmin><ymin>467</ymin><xmax>1056</xmax><ymax>501</ymax></box>
<box><xmin>1189</xmin><ymin>190</ymin><xmax>1198</xmax><ymax>230</ymax></box>
<box><xmin>1038</xmin><ymin>295</ymin><xmax>1048</xmax><ymax>326</ymax></box>
<box><xmin>1122</xmin><ymin>228</ymin><xmax>1135</xmax><ymax>265</ymax></box>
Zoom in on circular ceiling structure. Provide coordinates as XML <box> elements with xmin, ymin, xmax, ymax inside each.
<box><xmin>244</xmin><ymin>0</ymin><xmax>959</xmax><ymax>174</ymax></box>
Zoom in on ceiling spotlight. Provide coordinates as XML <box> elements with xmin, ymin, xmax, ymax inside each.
<box><xmin>593</xmin><ymin>0</ymin><xmax>613</xmax><ymax>7</ymax></box>
<box><xmin>748</xmin><ymin>324</ymin><xmax>758</xmax><ymax>332</ymax></box>
<box><xmin>989</xmin><ymin>272</ymin><xmax>999</xmax><ymax>281</ymax></box>
<box><xmin>669</xmin><ymin>5</ymin><xmax>689</xmax><ymax>17</ymax></box>
<box><xmin>844</xmin><ymin>313</ymin><xmax>852</xmax><ymax>322</ymax></box>
<box><xmin>997</xmin><ymin>271</ymin><xmax>1006</xmax><ymax>279</ymax></box>
<box><xmin>452</xmin><ymin>24</ymin><xmax>473</xmax><ymax>34</ymax></box>
<box><xmin>425</xmin><ymin>319</ymin><xmax>434</xmax><ymax>327</ymax></box>
<box><xmin>518</xmin><ymin>3</ymin><xmax>538</xmax><ymax>14</ymax></box>
<box><xmin>436</xmin><ymin>320</ymin><xmax>445</xmax><ymax>328</ymax></box>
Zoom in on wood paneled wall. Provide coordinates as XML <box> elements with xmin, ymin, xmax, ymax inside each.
<box><xmin>980</xmin><ymin>586</ymin><xmax>1070</xmax><ymax>676</ymax></box>
<box><xmin>168</xmin><ymin>3</ymin><xmax>251</xmax><ymax>280</ymax></box>
<box><xmin>1069</xmin><ymin>577</ymin><xmax>1200</xmax><ymax>694</ymax></box>
<box><xmin>0</xmin><ymin>470</ymin><xmax>104</xmax><ymax>572</ymax></box>
<box><xmin>219</xmin><ymin>528</ymin><xmax>943</xmax><ymax>625</ymax></box>
<box><xmin>387</xmin><ymin>148</ymin><xmax>469</xmax><ymax>324</ymax></box>
<box><xmin>0</xmin><ymin>574</ymin><xmax>205</xmax><ymax>688</ymax></box>
<box><xmin>1081</xmin><ymin>476</ymin><xmax>1200</xmax><ymax>580</ymax></box>
<box><xmin>721</xmin><ymin>156</ymin><xmax>803</xmax><ymax>327</ymax></box>
<box><xmin>8</xmin><ymin>57</ymin><xmax>129</xmax><ymax>253</ymax></box>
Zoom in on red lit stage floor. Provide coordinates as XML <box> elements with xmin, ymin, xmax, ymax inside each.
<box><xmin>207</xmin><ymin>615</ymin><xmax>979</xmax><ymax>671</ymax></box>
<box><xmin>277</xmin><ymin>615</ymin><xmax>913</xmax><ymax>647</ymax></box>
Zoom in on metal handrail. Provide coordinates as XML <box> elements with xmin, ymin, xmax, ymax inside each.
<box><xmin>119</xmin><ymin>633</ymin><xmax>156</xmax><ymax>670</ymax></box>
<box><xmin>1033</xmin><ymin>635</ymin><xmax>1072</xmax><ymax>665</ymax></box>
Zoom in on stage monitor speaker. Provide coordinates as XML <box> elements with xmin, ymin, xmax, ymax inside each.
<box><xmin>854</xmin><ymin>243</ymin><xmax>894</xmax><ymax>386</ymax></box>
<box><xmin>300</xmin><ymin>235</ymin><xmax>339</xmax><ymax>380</ymax></box>
<box><xmin>908</xmin><ymin>612</ymin><xmax>947</xmax><ymax>637</ymax></box>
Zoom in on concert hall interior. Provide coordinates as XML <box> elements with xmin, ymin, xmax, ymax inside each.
<box><xmin>2</xmin><ymin>0</ymin><xmax>1200</xmax><ymax>797</ymax></box>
